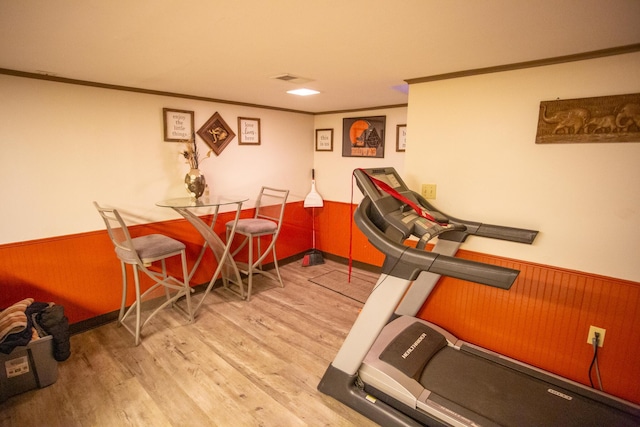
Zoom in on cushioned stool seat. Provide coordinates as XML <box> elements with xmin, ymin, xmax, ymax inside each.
<box><xmin>94</xmin><ymin>202</ymin><xmax>193</xmax><ymax>345</ymax></box>
<box><xmin>225</xmin><ymin>187</ymin><xmax>289</xmax><ymax>301</ymax></box>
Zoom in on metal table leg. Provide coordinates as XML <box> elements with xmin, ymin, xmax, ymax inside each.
<box><xmin>172</xmin><ymin>201</ymin><xmax>244</xmax><ymax>315</ymax></box>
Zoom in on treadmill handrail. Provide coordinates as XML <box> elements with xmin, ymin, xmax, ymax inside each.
<box><xmin>414</xmin><ymin>192</ymin><xmax>539</xmax><ymax>244</ymax></box>
<box><xmin>355</xmin><ymin>197</ymin><xmax>520</xmax><ymax>289</ymax></box>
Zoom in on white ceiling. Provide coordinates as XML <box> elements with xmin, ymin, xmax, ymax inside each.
<box><xmin>1</xmin><ymin>0</ymin><xmax>639</xmax><ymax>114</ymax></box>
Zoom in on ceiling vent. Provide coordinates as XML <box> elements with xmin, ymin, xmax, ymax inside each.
<box><xmin>271</xmin><ymin>73</ymin><xmax>313</xmax><ymax>84</ymax></box>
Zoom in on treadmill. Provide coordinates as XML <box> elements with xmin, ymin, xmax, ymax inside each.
<box><xmin>318</xmin><ymin>167</ymin><xmax>640</xmax><ymax>427</ymax></box>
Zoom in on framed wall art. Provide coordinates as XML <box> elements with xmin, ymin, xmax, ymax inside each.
<box><xmin>315</xmin><ymin>128</ymin><xmax>333</xmax><ymax>151</ymax></box>
<box><xmin>536</xmin><ymin>93</ymin><xmax>640</xmax><ymax>144</ymax></box>
<box><xmin>342</xmin><ymin>116</ymin><xmax>386</xmax><ymax>158</ymax></box>
<box><xmin>196</xmin><ymin>112</ymin><xmax>236</xmax><ymax>155</ymax></box>
<box><xmin>163</xmin><ymin>108</ymin><xmax>194</xmax><ymax>142</ymax></box>
<box><xmin>396</xmin><ymin>124</ymin><xmax>407</xmax><ymax>152</ymax></box>
<box><xmin>238</xmin><ymin>117</ymin><xmax>261</xmax><ymax>145</ymax></box>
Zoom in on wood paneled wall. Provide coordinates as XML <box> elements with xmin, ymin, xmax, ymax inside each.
<box><xmin>316</xmin><ymin>201</ymin><xmax>640</xmax><ymax>405</ymax></box>
<box><xmin>1</xmin><ymin>199</ymin><xmax>638</xmax><ymax>404</ymax></box>
<box><xmin>0</xmin><ymin>201</ymin><xmax>311</xmax><ymax>325</ymax></box>
<box><xmin>417</xmin><ymin>251</ymin><xmax>640</xmax><ymax>406</ymax></box>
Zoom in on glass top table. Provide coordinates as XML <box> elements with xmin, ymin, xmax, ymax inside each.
<box><xmin>156</xmin><ymin>195</ymin><xmax>249</xmax><ymax>209</ymax></box>
<box><xmin>156</xmin><ymin>194</ymin><xmax>249</xmax><ymax>316</ymax></box>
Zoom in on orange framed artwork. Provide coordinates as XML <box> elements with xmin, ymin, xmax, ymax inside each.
<box><xmin>342</xmin><ymin>116</ymin><xmax>386</xmax><ymax>158</ymax></box>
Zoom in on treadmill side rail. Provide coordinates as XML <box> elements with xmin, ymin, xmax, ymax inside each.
<box><xmin>331</xmin><ymin>274</ymin><xmax>411</xmax><ymax>376</ymax></box>
<box><xmin>317</xmin><ymin>365</ymin><xmax>425</xmax><ymax>427</ymax></box>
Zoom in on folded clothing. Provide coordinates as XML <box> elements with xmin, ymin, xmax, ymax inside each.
<box><xmin>0</xmin><ymin>298</ymin><xmax>34</xmax><ymax>344</ymax></box>
<box><xmin>0</xmin><ymin>298</ymin><xmax>70</xmax><ymax>361</ymax></box>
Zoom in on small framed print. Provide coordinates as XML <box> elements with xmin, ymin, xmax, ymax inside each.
<box><xmin>163</xmin><ymin>108</ymin><xmax>194</xmax><ymax>142</ymax></box>
<box><xmin>396</xmin><ymin>124</ymin><xmax>407</xmax><ymax>152</ymax></box>
<box><xmin>238</xmin><ymin>117</ymin><xmax>261</xmax><ymax>145</ymax></box>
<box><xmin>197</xmin><ymin>112</ymin><xmax>236</xmax><ymax>155</ymax></box>
<box><xmin>315</xmin><ymin>128</ymin><xmax>333</xmax><ymax>151</ymax></box>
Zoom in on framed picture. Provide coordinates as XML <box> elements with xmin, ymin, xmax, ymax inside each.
<box><xmin>163</xmin><ymin>108</ymin><xmax>194</xmax><ymax>142</ymax></box>
<box><xmin>197</xmin><ymin>112</ymin><xmax>236</xmax><ymax>156</ymax></box>
<box><xmin>396</xmin><ymin>124</ymin><xmax>407</xmax><ymax>152</ymax></box>
<box><xmin>342</xmin><ymin>116</ymin><xmax>386</xmax><ymax>158</ymax></box>
<box><xmin>238</xmin><ymin>117</ymin><xmax>261</xmax><ymax>145</ymax></box>
<box><xmin>315</xmin><ymin>128</ymin><xmax>333</xmax><ymax>151</ymax></box>
<box><xmin>536</xmin><ymin>92</ymin><xmax>640</xmax><ymax>144</ymax></box>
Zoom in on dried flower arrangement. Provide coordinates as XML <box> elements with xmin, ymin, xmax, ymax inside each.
<box><xmin>181</xmin><ymin>133</ymin><xmax>212</xmax><ymax>170</ymax></box>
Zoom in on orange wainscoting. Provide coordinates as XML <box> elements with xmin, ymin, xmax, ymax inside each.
<box><xmin>1</xmin><ymin>199</ymin><xmax>639</xmax><ymax>404</ymax></box>
<box><xmin>315</xmin><ymin>201</ymin><xmax>640</xmax><ymax>405</ymax></box>
<box><xmin>0</xmin><ymin>201</ymin><xmax>311</xmax><ymax>325</ymax></box>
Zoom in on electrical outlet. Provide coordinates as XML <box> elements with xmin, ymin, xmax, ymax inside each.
<box><xmin>421</xmin><ymin>184</ymin><xmax>437</xmax><ymax>199</ymax></box>
<box><xmin>587</xmin><ymin>326</ymin><xmax>606</xmax><ymax>347</ymax></box>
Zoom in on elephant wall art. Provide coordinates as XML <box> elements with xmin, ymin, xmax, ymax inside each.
<box><xmin>536</xmin><ymin>93</ymin><xmax>640</xmax><ymax>144</ymax></box>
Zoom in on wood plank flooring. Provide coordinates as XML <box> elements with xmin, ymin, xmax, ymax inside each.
<box><xmin>0</xmin><ymin>259</ymin><xmax>381</xmax><ymax>427</ymax></box>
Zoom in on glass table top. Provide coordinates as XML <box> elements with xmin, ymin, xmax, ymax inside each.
<box><xmin>156</xmin><ymin>195</ymin><xmax>249</xmax><ymax>208</ymax></box>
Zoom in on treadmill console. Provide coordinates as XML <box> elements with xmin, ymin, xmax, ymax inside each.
<box><xmin>353</xmin><ymin>167</ymin><xmax>458</xmax><ymax>247</ymax></box>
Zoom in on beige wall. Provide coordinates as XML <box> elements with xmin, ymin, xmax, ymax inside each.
<box><xmin>0</xmin><ymin>74</ymin><xmax>407</xmax><ymax>246</ymax></box>
<box><xmin>5</xmin><ymin>52</ymin><xmax>638</xmax><ymax>284</ymax></box>
<box><xmin>405</xmin><ymin>52</ymin><xmax>640</xmax><ymax>281</ymax></box>
<box><xmin>0</xmin><ymin>74</ymin><xmax>314</xmax><ymax>244</ymax></box>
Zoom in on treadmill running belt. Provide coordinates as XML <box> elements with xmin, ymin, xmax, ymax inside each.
<box><xmin>419</xmin><ymin>347</ymin><xmax>637</xmax><ymax>427</ymax></box>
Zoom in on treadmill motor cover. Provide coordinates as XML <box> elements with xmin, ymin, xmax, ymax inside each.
<box><xmin>379</xmin><ymin>322</ymin><xmax>447</xmax><ymax>380</ymax></box>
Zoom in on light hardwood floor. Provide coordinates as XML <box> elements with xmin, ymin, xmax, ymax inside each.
<box><xmin>0</xmin><ymin>259</ymin><xmax>381</xmax><ymax>427</ymax></box>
